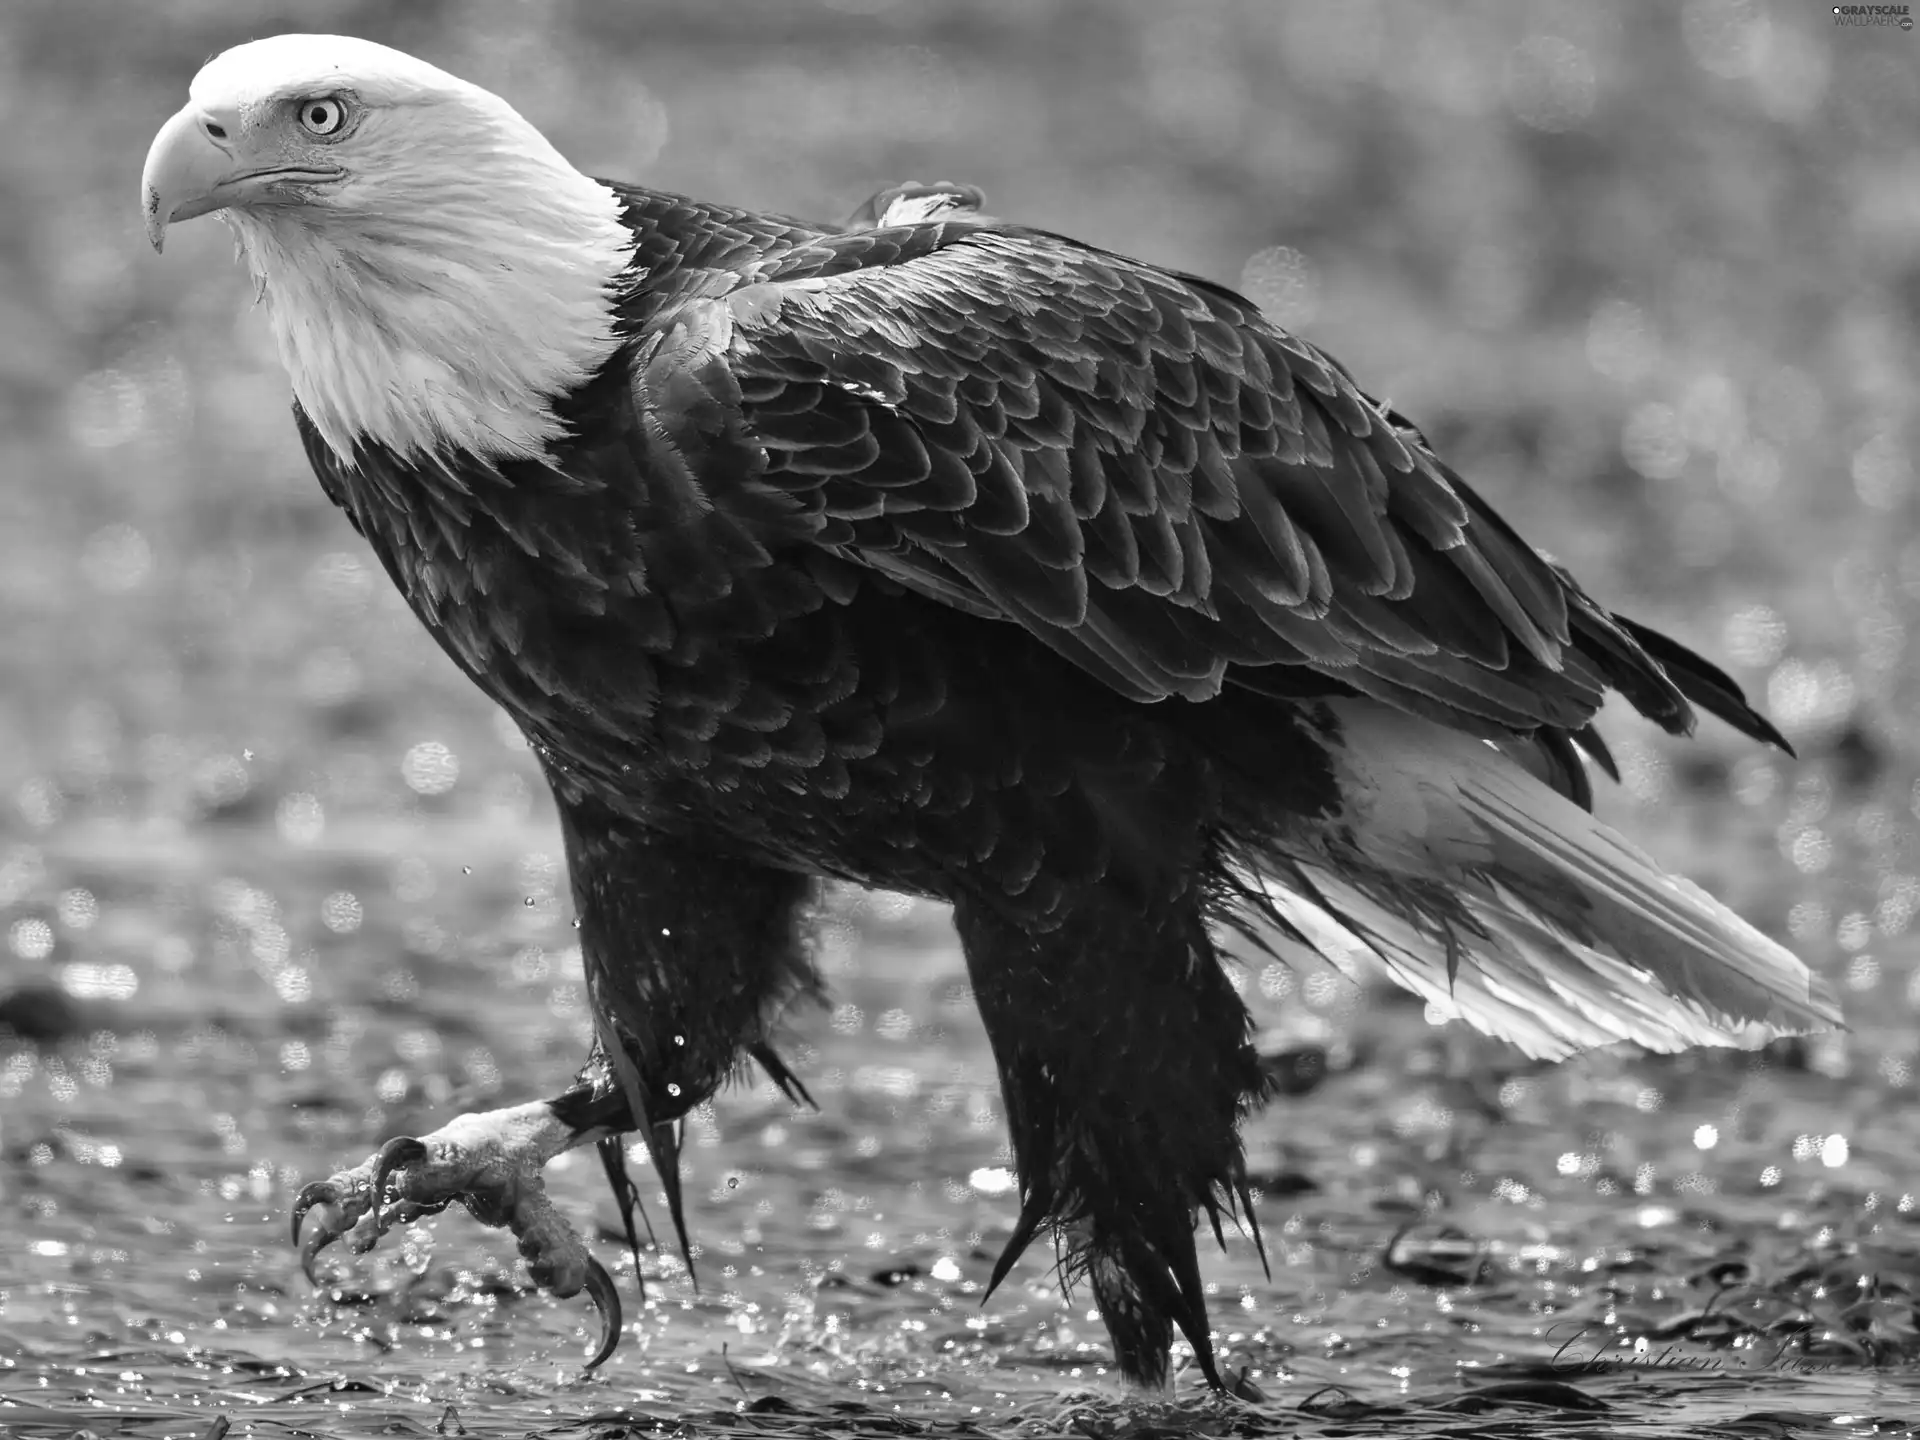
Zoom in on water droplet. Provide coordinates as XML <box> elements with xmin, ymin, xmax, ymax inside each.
<box><xmin>673</xmin><ymin>1035</ymin><xmax>685</xmax><ymax>1046</ymax></box>
<box><xmin>667</xmin><ymin>1083</ymin><xmax>681</xmax><ymax>1096</ymax></box>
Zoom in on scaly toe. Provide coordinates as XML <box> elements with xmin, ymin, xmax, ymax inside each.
<box><xmin>492</xmin><ymin>1180</ymin><xmax>623</xmax><ymax>1365</ymax></box>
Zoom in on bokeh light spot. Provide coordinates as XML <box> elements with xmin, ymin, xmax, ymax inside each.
<box><xmin>1621</xmin><ymin>402</ymin><xmax>1688</xmax><ymax>481</ymax></box>
<box><xmin>1853</xmin><ymin>432</ymin><xmax>1913</xmax><ymax>512</ymax></box>
<box><xmin>304</xmin><ymin>553</ymin><xmax>374</xmax><ymax>612</ymax></box>
<box><xmin>1239</xmin><ymin>246</ymin><xmax>1320</xmax><ymax>331</ymax></box>
<box><xmin>320</xmin><ymin>891</ymin><xmax>363</xmax><ymax>934</ymax></box>
<box><xmin>1723</xmin><ymin>604</ymin><xmax>1787</xmax><ymax>668</ymax></box>
<box><xmin>968</xmin><ymin>1167</ymin><xmax>1016</xmax><ymax>1197</ymax></box>
<box><xmin>9</xmin><ymin>917</ymin><xmax>54</xmax><ymax>960</ymax></box>
<box><xmin>58</xmin><ymin>963</ymin><xmax>137</xmax><ymax>1000</ymax></box>
<box><xmin>1504</xmin><ymin>36</ymin><xmax>1596</xmax><ymax>133</ymax></box>
<box><xmin>57</xmin><ymin>888</ymin><xmax>98</xmax><ymax>931</ymax></box>
<box><xmin>275</xmin><ymin>793</ymin><xmax>324</xmax><ymax>846</ymax></box>
<box><xmin>401</xmin><ymin>741</ymin><xmax>460</xmax><ymax>797</ymax></box>
<box><xmin>1766</xmin><ymin>659</ymin><xmax>1856</xmax><ymax>744</ymax></box>
<box><xmin>1586</xmin><ymin>300</ymin><xmax>1657</xmax><ymax>384</ymax></box>
<box><xmin>80</xmin><ymin>524</ymin><xmax>153</xmax><ymax>593</ymax></box>
<box><xmin>1682</xmin><ymin>0</ymin><xmax>1770</xmax><ymax>80</ymax></box>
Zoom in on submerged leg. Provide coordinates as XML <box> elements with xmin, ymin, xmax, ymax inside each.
<box><xmin>953</xmin><ymin>890</ymin><xmax>1270</xmax><ymax>1392</ymax></box>
<box><xmin>290</xmin><ymin>804</ymin><xmax>820</xmax><ymax>1364</ymax></box>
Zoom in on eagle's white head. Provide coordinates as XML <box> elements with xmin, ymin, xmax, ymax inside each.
<box><xmin>142</xmin><ymin>34</ymin><xmax>634</xmax><ymax>463</ymax></box>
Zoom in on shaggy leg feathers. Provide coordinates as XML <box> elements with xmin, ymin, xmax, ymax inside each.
<box><xmin>956</xmin><ymin>891</ymin><xmax>1271</xmax><ymax>1391</ymax></box>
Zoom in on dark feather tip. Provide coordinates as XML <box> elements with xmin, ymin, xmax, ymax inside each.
<box><xmin>596</xmin><ymin>1135</ymin><xmax>652</xmax><ymax>1294</ymax></box>
<box><xmin>642</xmin><ymin>1119</ymin><xmax>698</xmax><ymax>1291</ymax></box>
<box><xmin>982</xmin><ymin>1194</ymin><xmax>1050</xmax><ymax>1304</ymax></box>
<box><xmin>749</xmin><ymin>1040</ymin><xmax>817</xmax><ymax>1109</ymax></box>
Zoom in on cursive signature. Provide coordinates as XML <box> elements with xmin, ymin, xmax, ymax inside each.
<box><xmin>1546</xmin><ymin>1322</ymin><xmax>1843</xmax><ymax>1374</ymax></box>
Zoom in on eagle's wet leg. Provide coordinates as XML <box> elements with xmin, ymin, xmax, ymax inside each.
<box><xmin>291</xmin><ymin>802</ymin><xmax>822</xmax><ymax>1367</ymax></box>
<box><xmin>953</xmin><ymin>890</ymin><xmax>1271</xmax><ymax>1393</ymax></box>
<box><xmin>288</xmin><ymin>1091</ymin><xmax>628</xmax><ymax>1361</ymax></box>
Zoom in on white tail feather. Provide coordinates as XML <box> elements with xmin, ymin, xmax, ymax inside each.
<box><xmin>1258</xmin><ymin>702</ymin><xmax>1843</xmax><ymax>1062</ymax></box>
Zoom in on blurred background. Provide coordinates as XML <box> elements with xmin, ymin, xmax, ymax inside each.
<box><xmin>3</xmin><ymin>2</ymin><xmax>1919</xmax><ymax>1435</ymax></box>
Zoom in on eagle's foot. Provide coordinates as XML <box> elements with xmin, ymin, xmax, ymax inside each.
<box><xmin>289</xmin><ymin>1100</ymin><xmax>621</xmax><ymax>1367</ymax></box>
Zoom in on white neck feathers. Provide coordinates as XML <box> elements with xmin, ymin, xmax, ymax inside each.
<box><xmin>229</xmin><ymin>157</ymin><xmax>633</xmax><ymax>465</ymax></box>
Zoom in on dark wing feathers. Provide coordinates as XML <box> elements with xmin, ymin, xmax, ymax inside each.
<box><xmin>1614</xmin><ymin>615</ymin><xmax>1792</xmax><ymax>754</ymax></box>
<box><xmin>626</xmin><ymin>213</ymin><xmax>1759</xmax><ymax>753</ymax></box>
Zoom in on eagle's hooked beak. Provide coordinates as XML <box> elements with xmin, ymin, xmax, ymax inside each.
<box><xmin>142</xmin><ymin>105</ymin><xmax>344</xmax><ymax>253</ymax></box>
<box><xmin>142</xmin><ymin>106</ymin><xmax>246</xmax><ymax>253</ymax></box>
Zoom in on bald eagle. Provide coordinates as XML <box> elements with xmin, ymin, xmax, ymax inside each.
<box><xmin>144</xmin><ymin>35</ymin><xmax>1838</xmax><ymax>1391</ymax></box>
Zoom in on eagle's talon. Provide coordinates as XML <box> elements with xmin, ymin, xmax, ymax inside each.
<box><xmin>290</xmin><ymin>1179</ymin><xmax>344</xmax><ymax>1247</ymax></box>
<box><xmin>369</xmin><ymin>1135</ymin><xmax>431</xmax><ymax>1237</ymax></box>
<box><xmin>581</xmin><ymin>1256</ymin><xmax>623</xmax><ymax>1369</ymax></box>
<box><xmin>286</xmin><ymin>1103</ymin><xmax>622</xmax><ymax>1361</ymax></box>
<box><xmin>298</xmin><ymin>1210</ymin><xmax>344</xmax><ymax>1284</ymax></box>
<box><xmin>291</xmin><ymin>1175</ymin><xmax>370</xmax><ymax>1283</ymax></box>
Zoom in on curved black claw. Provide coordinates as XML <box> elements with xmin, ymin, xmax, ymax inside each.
<box><xmin>290</xmin><ymin>1137</ymin><xmax>435</xmax><ymax>1284</ymax></box>
<box><xmin>581</xmin><ymin>1255</ymin><xmax>623</xmax><ymax>1370</ymax></box>
<box><xmin>290</xmin><ymin>1180</ymin><xmax>341</xmax><ymax>1249</ymax></box>
<box><xmin>298</xmin><ymin>1213</ymin><xmax>336</xmax><ymax>1286</ymax></box>
<box><xmin>292</xmin><ymin>1179</ymin><xmax>354</xmax><ymax>1284</ymax></box>
<box><xmin>369</xmin><ymin>1137</ymin><xmax>429</xmax><ymax>1235</ymax></box>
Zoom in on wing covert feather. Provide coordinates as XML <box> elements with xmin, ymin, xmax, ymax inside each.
<box><xmin>639</xmin><ymin>220</ymin><xmax>1696</xmax><ymax>733</ymax></box>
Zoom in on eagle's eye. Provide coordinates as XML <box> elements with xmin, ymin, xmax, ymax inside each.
<box><xmin>297</xmin><ymin>96</ymin><xmax>348</xmax><ymax>137</ymax></box>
